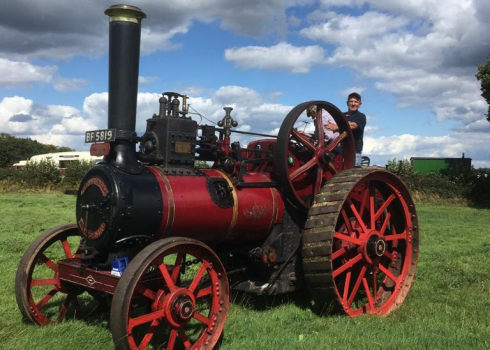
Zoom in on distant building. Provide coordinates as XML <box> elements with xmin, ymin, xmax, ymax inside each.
<box><xmin>410</xmin><ymin>154</ymin><xmax>471</xmax><ymax>174</ymax></box>
<box><xmin>12</xmin><ymin>160</ymin><xmax>27</xmax><ymax>170</ymax></box>
<box><xmin>12</xmin><ymin>152</ymin><xmax>102</xmax><ymax>170</ymax></box>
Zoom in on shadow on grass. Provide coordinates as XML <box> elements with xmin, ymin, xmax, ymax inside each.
<box><xmin>229</xmin><ymin>288</ymin><xmax>343</xmax><ymax>316</ymax></box>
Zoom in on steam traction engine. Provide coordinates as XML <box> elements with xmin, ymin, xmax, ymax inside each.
<box><xmin>15</xmin><ymin>5</ymin><xmax>419</xmax><ymax>350</ymax></box>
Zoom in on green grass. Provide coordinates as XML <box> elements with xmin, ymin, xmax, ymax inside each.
<box><xmin>1</xmin><ymin>193</ymin><xmax>489</xmax><ymax>349</ymax></box>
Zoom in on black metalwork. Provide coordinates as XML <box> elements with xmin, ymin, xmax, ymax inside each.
<box><xmin>104</xmin><ymin>5</ymin><xmax>146</xmax><ymax>174</ymax></box>
<box><xmin>206</xmin><ymin>178</ymin><xmax>234</xmax><ymax>208</ymax></box>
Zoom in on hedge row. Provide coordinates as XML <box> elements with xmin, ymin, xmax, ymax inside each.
<box><xmin>386</xmin><ymin>159</ymin><xmax>490</xmax><ymax>207</ymax></box>
<box><xmin>1</xmin><ymin>159</ymin><xmax>488</xmax><ymax>207</ymax></box>
<box><xmin>0</xmin><ymin>160</ymin><xmax>95</xmax><ymax>191</ymax></box>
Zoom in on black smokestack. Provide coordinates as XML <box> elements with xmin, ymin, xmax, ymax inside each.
<box><xmin>104</xmin><ymin>5</ymin><xmax>146</xmax><ymax>173</ymax></box>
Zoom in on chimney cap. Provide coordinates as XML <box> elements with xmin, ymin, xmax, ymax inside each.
<box><xmin>105</xmin><ymin>4</ymin><xmax>146</xmax><ymax>23</ymax></box>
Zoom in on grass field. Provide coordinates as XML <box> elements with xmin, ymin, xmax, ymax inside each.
<box><xmin>0</xmin><ymin>193</ymin><xmax>489</xmax><ymax>350</ymax></box>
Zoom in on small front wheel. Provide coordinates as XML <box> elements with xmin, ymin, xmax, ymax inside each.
<box><xmin>15</xmin><ymin>223</ymin><xmax>100</xmax><ymax>325</ymax></box>
<box><xmin>111</xmin><ymin>237</ymin><xmax>229</xmax><ymax>350</ymax></box>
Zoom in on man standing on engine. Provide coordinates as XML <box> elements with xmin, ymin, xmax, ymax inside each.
<box><xmin>325</xmin><ymin>92</ymin><xmax>366</xmax><ymax>166</ymax></box>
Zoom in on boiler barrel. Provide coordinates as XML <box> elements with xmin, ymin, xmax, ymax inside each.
<box><xmin>148</xmin><ymin>168</ymin><xmax>285</xmax><ymax>244</ymax></box>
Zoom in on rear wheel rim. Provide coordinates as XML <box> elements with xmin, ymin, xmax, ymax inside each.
<box><xmin>303</xmin><ymin>168</ymin><xmax>419</xmax><ymax>316</ymax></box>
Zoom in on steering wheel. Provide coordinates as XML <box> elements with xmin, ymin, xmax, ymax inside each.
<box><xmin>274</xmin><ymin>101</ymin><xmax>356</xmax><ymax>210</ymax></box>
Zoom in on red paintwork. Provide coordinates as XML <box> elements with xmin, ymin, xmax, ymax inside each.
<box><xmin>58</xmin><ymin>258</ymin><xmax>119</xmax><ymax>294</ymax></box>
<box><xmin>147</xmin><ymin>167</ymin><xmax>284</xmax><ymax>244</ymax></box>
<box><xmin>330</xmin><ymin>172</ymin><xmax>417</xmax><ymax>316</ymax></box>
<box><xmin>245</xmin><ymin>139</ymin><xmax>277</xmax><ymax>173</ymax></box>
<box><xmin>90</xmin><ymin>142</ymin><xmax>111</xmax><ymax>156</ymax></box>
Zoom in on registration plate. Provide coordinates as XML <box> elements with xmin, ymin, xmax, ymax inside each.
<box><xmin>85</xmin><ymin>129</ymin><xmax>116</xmax><ymax>143</ymax></box>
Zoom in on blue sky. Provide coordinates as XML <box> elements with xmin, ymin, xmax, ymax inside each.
<box><xmin>1</xmin><ymin>0</ymin><xmax>489</xmax><ymax>167</ymax></box>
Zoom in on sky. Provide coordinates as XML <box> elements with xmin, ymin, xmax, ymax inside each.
<box><xmin>1</xmin><ymin>0</ymin><xmax>489</xmax><ymax>167</ymax></box>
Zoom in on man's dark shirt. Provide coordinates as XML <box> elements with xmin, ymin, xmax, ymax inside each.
<box><xmin>345</xmin><ymin>111</ymin><xmax>366</xmax><ymax>153</ymax></box>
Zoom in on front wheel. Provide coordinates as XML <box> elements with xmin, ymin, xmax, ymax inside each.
<box><xmin>15</xmin><ymin>224</ymin><xmax>101</xmax><ymax>325</ymax></box>
<box><xmin>110</xmin><ymin>237</ymin><xmax>229</xmax><ymax>350</ymax></box>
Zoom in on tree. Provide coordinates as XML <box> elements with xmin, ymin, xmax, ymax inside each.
<box><xmin>476</xmin><ymin>55</ymin><xmax>490</xmax><ymax>123</ymax></box>
<box><xmin>0</xmin><ymin>133</ymin><xmax>74</xmax><ymax>168</ymax></box>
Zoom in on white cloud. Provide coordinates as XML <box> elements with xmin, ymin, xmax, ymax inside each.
<box><xmin>53</xmin><ymin>77</ymin><xmax>87</xmax><ymax>92</ymax></box>
<box><xmin>225</xmin><ymin>42</ymin><xmax>325</xmax><ymax>73</ymax></box>
<box><xmin>0</xmin><ymin>0</ymin><xmax>305</xmax><ymax>61</ymax></box>
<box><xmin>140</xmin><ymin>26</ymin><xmax>188</xmax><ymax>55</ymax></box>
<box><xmin>300</xmin><ymin>2</ymin><xmax>490</xmax><ymax>129</ymax></box>
<box><xmin>139</xmin><ymin>76</ymin><xmax>159</xmax><ymax>84</ymax></box>
<box><xmin>364</xmin><ymin>132</ymin><xmax>490</xmax><ymax>167</ymax></box>
<box><xmin>301</xmin><ymin>11</ymin><xmax>409</xmax><ymax>45</ymax></box>
<box><xmin>0</xmin><ymin>58</ymin><xmax>56</xmax><ymax>87</ymax></box>
<box><xmin>288</xmin><ymin>15</ymin><xmax>301</xmax><ymax>27</ymax></box>
<box><xmin>338</xmin><ymin>86</ymin><xmax>366</xmax><ymax>98</ymax></box>
<box><xmin>2</xmin><ymin>85</ymin><xmax>489</xmax><ymax>167</ymax></box>
<box><xmin>52</xmin><ymin>115</ymin><xmax>97</xmax><ymax>135</ymax></box>
<box><xmin>0</xmin><ymin>58</ymin><xmax>88</xmax><ymax>92</ymax></box>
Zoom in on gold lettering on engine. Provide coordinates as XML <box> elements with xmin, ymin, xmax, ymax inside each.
<box><xmin>81</xmin><ymin>177</ymin><xmax>108</xmax><ymax>196</ymax></box>
<box><xmin>243</xmin><ymin>205</ymin><xmax>267</xmax><ymax>221</ymax></box>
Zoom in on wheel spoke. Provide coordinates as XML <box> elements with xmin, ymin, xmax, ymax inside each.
<box><xmin>333</xmin><ymin>254</ymin><xmax>362</xmax><ymax>278</ymax></box>
<box><xmin>129</xmin><ymin>309</ymin><xmax>165</xmax><ymax>331</ymax></box>
<box><xmin>333</xmin><ymin>232</ymin><xmax>361</xmax><ymax>246</ymax></box>
<box><xmin>314</xmin><ymin>109</ymin><xmax>325</xmax><ymax>148</ymax></box>
<box><xmin>358</xmin><ymin>184</ymin><xmax>370</xmax><ymax>218</ymax></box>
<box><xmin>379</xmin><ymin>212</ymin><xmax>392</xmax><ymax>236</ymax></box>
<box><xmin>291</xmin><ymin>129</ymin><xmax>316</xmax><ymax>152</ymax></box>
<box><xmin>374</xmin><ymin>194</ymin><xmax>396</xmax><ymax>221</ymax></box>
<box><xmin>290</xmin><ymin>158</ymin><xmax>317</xmax><ymax>181</ymax></box>
<box><xmin>347</xmin><ymin>265</ymin><xmax>367</xmax><ymax>306</ymax></box>
<box><xmin>172</xmin><ymin>253</ymin><xmax>185</xmax><ymax>284</ymax></box>
<box><xmin>31</xmin><ymin>278</ymin><xmax>58</xmax><ymax>287</ymax></box>
<box><xmin>331</xmin><ymin>247</ymin><xmax>347</xmax><ymax>260</ymax></box>
<box><xmin>39</xmin><ymin>253</ymin><xmax>58</xmax><ymax>272</ymax></box>
<box><xmin>193</xmin><ymin>311</ymin><xmax>211</xmax><ymax>326</ymax></box>
<box><xmin>61</xmin><ymin>239</ymin><xmax>73</xmax><ymax>259</ymax></box>
<box><xmin>159</xmin><ymin>263</ymin><xmax>177</xmax><ymax>293</ymax></box>
<box><xmin>341</xmin><ymin>209</ymin><xmax>354</xmax><ymax>236</ymax></box>
<box><xmin>196</xmin><ymin>285</ymin><xmax>212</xmax><ymax>299</ymax></box>
<box><xmin>342</xmin><ymin>270</ymin><xmax>351</xmax><ymax>301</ymax></box>
<box><xmin>135</xmin><ymin>285</ymin><xmax>158</xmax><ymax>301</ymax></box>
<box><xmin>383</xmin><ymin>250</ymin><xmax>394</xmax><ymax>260</ymax></box>
<box><xmin>166</xmin><ymin>329</ymin><xmax>178</xmax><ymax>350</ymax></box>
<box><xmin>36</xmin><ymin>287</ymin><xmax>59</xmax><ymax>309</ymax></box>
<box><xmin>370</xmin><ymin>193</ymin><xmax>375</xmax><ymax>229</ymax></box>
<box><xmin>325</xmin><ymin>131</ymin><xmax>347</xmax><ymax>152</ymax></box>
<box><xmin>362</xmin><ymin>277</ymin><xmax>375</xmax><ymax>311</ymax></box>
<box><xmin>189</xmin><ymin>263</ymin><xmax>207</xmax><ymax>294</ymax></box>
<box><xmin>379</xmin><ymin>264</ymin><xmax>399</xmax><ymax>284</ymax></box>
<box><xmin>138</xmin><ymin>319</ymin><xmax>160</xmax><ymax>350</ymax></box>
<box><xmin>348</xmin><ymin>199</ymin><xmax>368</xmax><ymax>233</ymax></box>
<box><xmin>178</xmin><ymin>330</ymin><xmax>192</xmax><ymax>349</ymax></box>
<box><xmin>385</xmin><ymin>232</ymin><xmax>407</xmax><ymax>241</ymax></box>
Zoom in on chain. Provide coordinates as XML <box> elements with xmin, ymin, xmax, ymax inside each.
<box><xmin>184</xmin><ymin>258</ymin><xmax>199</xmax><ymax>267</ymax></box>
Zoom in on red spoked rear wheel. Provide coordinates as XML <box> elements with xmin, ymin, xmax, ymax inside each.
<box><xmin>302</xmin><ymin>168</ymin><xmax>419</xmax><ymax>316</ymax></box>
<box><xmin>111</xmin><ymin>237</ymin><xmax>229</xmax><ymax>350</ymax></box>
<box><xmin>15</xmin><ymin>224</ymin><xmax>100</xmax><ymax>325</ymax></box>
